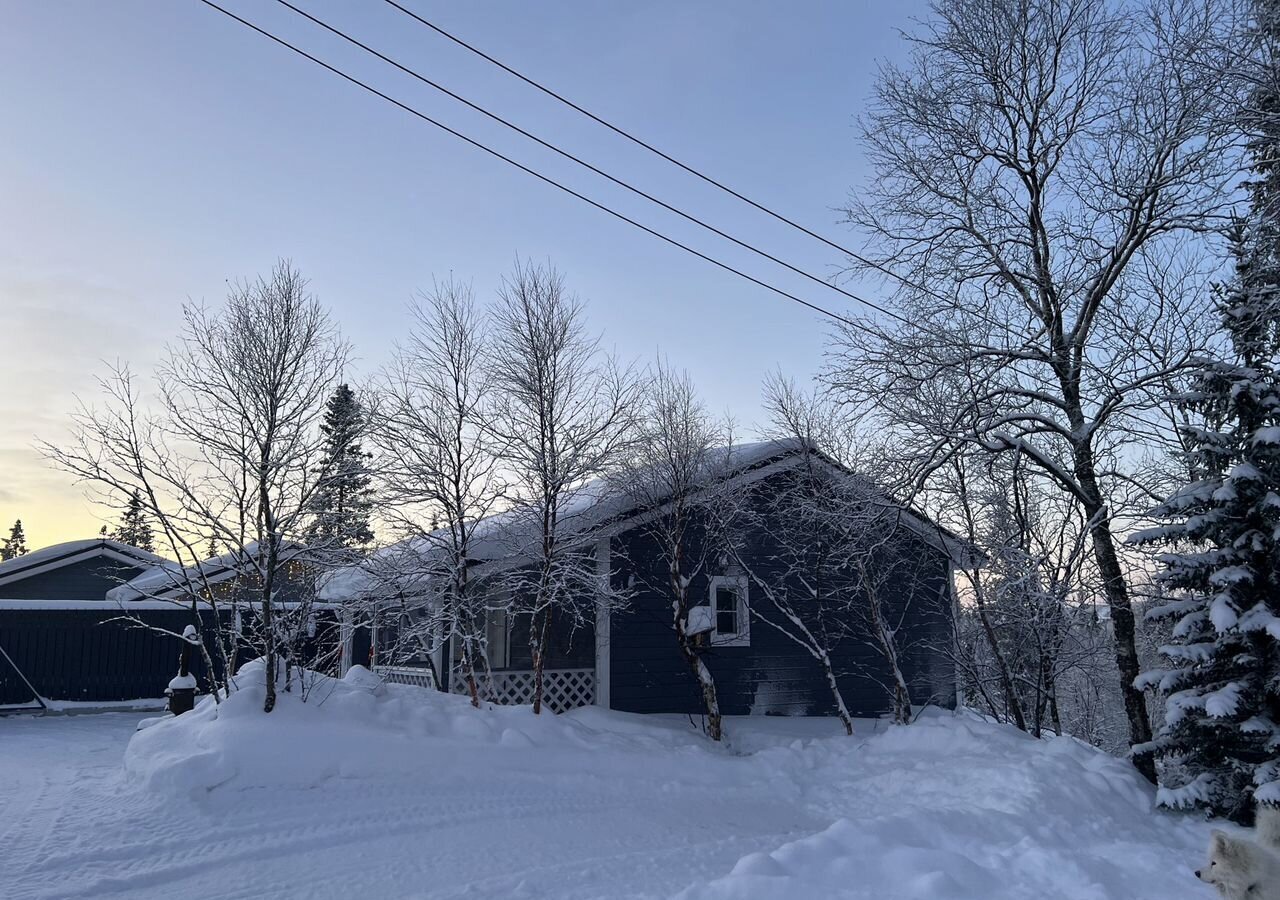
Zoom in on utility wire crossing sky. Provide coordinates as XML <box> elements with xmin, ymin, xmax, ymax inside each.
<box><xmin>200</xmin><ymin>0</ymin><xmax>896</xmax><ymax>327</ymax></box>
<box><xmin>0</xmin><ymin>0</ymin><xmax>927</xmax><ymax>544</ymax></box>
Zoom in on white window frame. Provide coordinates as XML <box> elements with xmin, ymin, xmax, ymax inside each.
<box><xmin>484</xmin><ymin>602</ymin><xmax>511</xmax><ymax>669</ymax></box>
<box><xmin>708</xmin><ymin>574</ymin><xmax>750</xmax><ymax>647</ymax></box>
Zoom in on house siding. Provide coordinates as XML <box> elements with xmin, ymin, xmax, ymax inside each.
<box><xmin>0</xmin><ymin>550</ymin><xmax>340</xmax><ymax>706</ymax></box>
<box><xmin>505</xmin><ymin>609</ymin><xmax>595</xmax><ymax>670</ymax></box>
<box><xmin>606</xmin><ymin>473</ymin><xmax>956</xmax><ymax>718</ymax></box>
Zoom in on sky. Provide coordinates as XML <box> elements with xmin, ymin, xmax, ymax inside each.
<box><xmin>0</xmin><ymin>0</ymin><xmax>927</xmax><ymax>548</ymax></box>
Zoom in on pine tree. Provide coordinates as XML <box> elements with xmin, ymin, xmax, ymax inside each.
<box><xmin>1135</xmin><ymin>1</ymin><xmax>1280</xmax><ymax>819</ymax></box>
<box><xmin>306</xmin><ymin>383</ymin><xmax>374</xmax><ymax>553</ymax></box>
<box><xmin>110</xmin><ymin>491</ymin><xmax>155</xmax><ymax>552</ymax></box>
<box><xmin>1</xmin><ymin>519</ymin><xmax>28</xmax><ymax>561</ymax></box>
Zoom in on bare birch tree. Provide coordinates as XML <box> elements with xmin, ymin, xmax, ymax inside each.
<box><xmin>941</xmin><ymin>450</ymin><xmax>1101</xmax><ymax>736</ymax></box>
<box><xmin>826</xmin><ymin>0</ymin><xmax>1244</xmax><ymax>779</ymax></box>
<box><xmin>44</xmin><ymin>261</ymin><xmax>350</xmax><ymax>712</ymax></box>
<box><xmin>488</xmin><ymin>261</ymin><xmax>638</xmax><ymax>714</ymax></box>
<box><xmin>372</xmin><ymin>279</ymin><xmax>505</xmax><ymax>705</ymax></box>
<box><xmin>712</xmin><ymin>377</ymin><xmax>860</xmax><ymax>734</ymax></box>
<box><xmin>620</xmin><ymin>362</ymin><xmax>729</xmax><ymax>740</ymax></box>
<box><xmin>717</xmin><ymin>376</ymin><xmax>956</xmax><ymax>728</ymax></box>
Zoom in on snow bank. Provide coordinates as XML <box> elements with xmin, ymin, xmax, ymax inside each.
<box><xmin>123</xmin><ymin>669</ymin><xmax>1211</xmax><ymax>899</ymax></box>
<box><xmin>125</xmin><ymin>660</ymin><xmax>708</xmax><ymax>797</ymax></box>
<box><xmin>677</xmin><ymin>711</ymin><xmax>1208</xmax><ymax>900</ymax></box>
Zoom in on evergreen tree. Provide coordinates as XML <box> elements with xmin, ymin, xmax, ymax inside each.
<box><xmin>306</xmin><ymin>383</ymin><xmax>374</xmax><ymax>552</ymax></box>
<box><xmin>1136</xmin><ymin>1</ymin><xmax>1280</xmax><ymax>819</ymax></box>
<box><xmin>110</xmin><ymin>490</ymin><xmax>155</xmax><ymax>552</ymax></box>
<box><xmin>1</xmin><ymin>519</ymin><xmax>28</xmax><ymax>561</ymax></box>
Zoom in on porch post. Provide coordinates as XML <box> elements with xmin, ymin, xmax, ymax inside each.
<box><xmin>339</xmin><ymin>605</ymin><xmax>353</xmax><ymax>675</ymax></box>
<box><xmin>594</xmin><ymin>535</ymin><xmax>611</xmax><ymax>710</ymax></box>
<box><xmin>435</xmin><ymin>621</ymin><xmax>449</xmax><ymax>693</ymax></box>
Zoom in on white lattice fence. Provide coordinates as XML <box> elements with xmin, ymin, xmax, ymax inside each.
<box><xmin>374</xmin><ymin>665</ymin><xmax>438</xmax><ymax>691</ymax></box>
<box><xmin>451</xmin><ymin>667</ymin><xmax>595</xmax><ymax>713</ymax></box>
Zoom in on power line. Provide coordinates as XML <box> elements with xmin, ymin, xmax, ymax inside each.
<box><xmin>380</xmin><ymin>0</ymin><xmax>950</xmax><ymax>306</ymax></box>
<box><xmin>193</xmin><ymin>0</ymin><xmax>863</xmax><ymax>327</ymax></box>
<box><xmin>268</xmin><ymin>0</ymin><xmax>904</xmax><ymax>324</ymax></box>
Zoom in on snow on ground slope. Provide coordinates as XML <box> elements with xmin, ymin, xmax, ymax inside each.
<box><xmin>679</xmin><ymin>716</ymin><xmax>1211</xmax><ymax>900</ymax></box>
<box><xmin>0</xmin><ymin>663</ymin><xmax>1216</xmax><ymax>900</ymax></box>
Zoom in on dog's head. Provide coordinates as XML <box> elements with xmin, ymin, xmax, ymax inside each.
<box><xmin>1196</xmin><ymin>830</ymin><xmax>1253</xmax><ymax>891</ymax></box>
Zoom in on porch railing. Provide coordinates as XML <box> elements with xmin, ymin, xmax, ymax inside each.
<box><xmin>450</xmin><ymin>667</ymin><xmax>595</xmax><ymax>713</ymax></box>
<box><xmin>373</xmin><ymin>664</ymin><xmax>438</xmax><ymax>691</ymax></box>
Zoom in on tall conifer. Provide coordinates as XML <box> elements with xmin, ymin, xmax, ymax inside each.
<box><xmin>111</xmin><ymin>490</ymin><xmax>155</xmax><ymax>552</ymax></box>
<box><xmin>1137</xmin><ymin>0</ymin><xmax>1280</xmax><ymax>819</ymax></box>
<box><xmin>306</xmin><ymin>383</ymin><xmax>374</xmax><ymax>552</ymax></box>
<box><xmin>1</xmin><ymin>520</ymin><xmax>27</xmax><ymax>561</ymax></box>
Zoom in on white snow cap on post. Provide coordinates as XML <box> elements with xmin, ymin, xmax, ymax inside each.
<box><xmin>182</xmin><ymin>624</ymin><xmax>199</xmax><ymax>643</ymax></box>
<box><xmin>685</xmin><ymin>605</ymin><xmax>714</xmax><ymax>636</ymax></box>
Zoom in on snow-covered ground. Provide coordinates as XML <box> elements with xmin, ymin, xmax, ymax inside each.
<box><xmin>0</xmin><ymin>663</ymin><xmax>1218</xmax><ymax>900</ymax></box>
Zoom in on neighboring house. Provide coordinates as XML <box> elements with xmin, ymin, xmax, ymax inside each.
<box><xmin>324</xmin><ymin>440</ymin><xmax>971</xmax><ymax>718</ymax></box>
<box><xmin>0</xmin><ymin>538</ymin><xmax>163</xmax><ymax>601</ymax></box>
<box><xmin>107</xmin><ymin>539</ymin><xmax>316</xmax><ymax>605</ymax></box>
<box><xmin>106</xmin><ymin>540</ymin><xmax>342</xmax><ymax>684</ymax></box>
<box><xmin>0</xmin><ymin>539</ymin><xmax>337</xmax><ymax>710</ymax></box>
<box><xmin>0</xmin><ymin>539</ymin><xmax>192</xmax><ymax>708</ymax></box>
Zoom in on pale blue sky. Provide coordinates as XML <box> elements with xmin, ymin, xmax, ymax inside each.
<box><xmin>0</xmin><ymin>0</ymin><xmax>926</xmax><ymax>544</ymax></box>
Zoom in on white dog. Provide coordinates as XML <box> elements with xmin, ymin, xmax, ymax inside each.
<box><xmin>1196</xmin><ymin>807</ymin><xmax>1280</xmax><ymax>899</ymax></box>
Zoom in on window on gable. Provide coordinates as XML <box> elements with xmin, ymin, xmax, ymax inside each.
<box><xmin>715</xmin><ymin>585</ymin><xmax>738</xmax><ymax>634</ymax></box>
<box><xmin>709</xmin><ymin>574</ymin><xmax>750</xmax><ymax>646</ymax></box>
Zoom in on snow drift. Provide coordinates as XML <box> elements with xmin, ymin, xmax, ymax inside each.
<box><xmin>125</xmin><ymin>659</ymin><xmax>713</xmax><ymax>796</ymax></box>
<box><xmin>117</xmin><ymin>663</ymin><xmax>1216</xmax><ymax>899</ymax></box>
<box><xmin>678</xmin><ymin>714</ymin><xmax>1211</xmax><ymax>900</ymax></box>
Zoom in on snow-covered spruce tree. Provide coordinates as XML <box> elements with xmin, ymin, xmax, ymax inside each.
<box><xmin>2</xmin><ymin>519</ymin><xmax>28</xmax><ymax>560</ymax></box>
<box><xmin>306</xmin><ymin>384</ymin><xmax>374</xmax><ymax>555</ymax></box>
<box><xmin>1134</xmin><ymin>122</ymin><xmax>1280</xmax><ymax>818</ymax></box>
<box><xmin>111</xmin><ymin>490</ymin><xmax>155</xmax><ymax>552</ymax></box>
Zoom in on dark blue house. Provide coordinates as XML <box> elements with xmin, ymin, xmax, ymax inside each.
<box><xmin>327</xmin><ymin>441</ymin><xmax>968</xmax><ymax>719</ymax></box>
<box><xmin>0</xmin><ymin>538</ymin><xmax>163</xmax><ymax>602</ymax></box>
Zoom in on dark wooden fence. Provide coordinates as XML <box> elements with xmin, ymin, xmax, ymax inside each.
<box><xmin>0</xmin><ymin>605</ymin><xmax>341</xmax><ymax>707</ymax></box>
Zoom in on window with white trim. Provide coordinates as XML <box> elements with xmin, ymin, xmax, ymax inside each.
<box><xmin>485</xmin><ymin>604</ymin><xmax>510</xmax><ymax>669</ymax></box>
<box><xmin>708</xmin><ymin>574</ymin><xmax>750</xmax><ymax>646</ymax></box>
<box><xmin>450</xmin><ymin>601</ymin><xmax>510</xmax><ymax>669</ymax></box>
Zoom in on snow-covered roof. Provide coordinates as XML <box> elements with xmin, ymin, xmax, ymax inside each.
<box><xmin>319</xmin><ymin>440</ymin><xmax>800</xmax><ymax>602</ymax></box>
<box><xmin>0</xmin><ymin>539</ymin><xmax>167</xmax><ymax>590</ymax></box>
<box><xmin>321</xmin><ymin>439</ymin><xmax>974</xmax><ymax>602</ymax></box>
<box><xmin>108</xmin><ymin>540</ymin><xmax>309</xmax><ymax>603</ymax></box>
